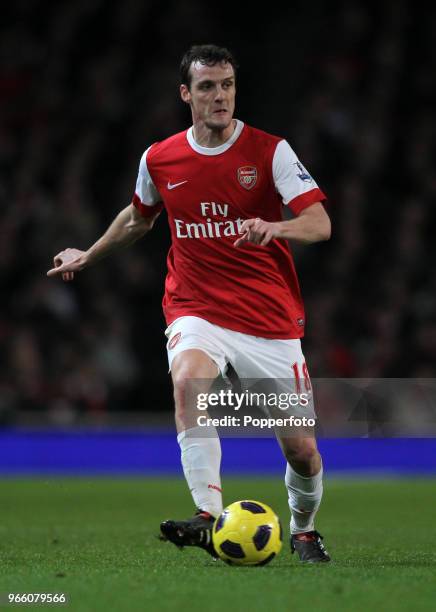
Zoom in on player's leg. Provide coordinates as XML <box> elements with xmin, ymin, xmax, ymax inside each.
<box><xmin>227</xmin><ymin>331</ymin><xmax>330</xmax><ymax>562</ymax></box>
<box><xmin>172</xmin><ymin>348</ymin><xmax>223</xmax><ymax>518</ymax></box>
<box><xmin>276</xmin><ymin>434</ymin><xmax>329</xmax><ymax>562</ymax></box>
<box><xmin>275</xmin><ymin>394</ymin><xmax>330</xmax><ymax>562</ymax></box>
<box><xmin>160</xmin><ymin>317</ymin><xmax>229</xmax><ymax>557</ymax></box>
<box><xmin>277</xmin><ymin>434</ymin><xmax>323</xmax><ymax>536</ymax></box>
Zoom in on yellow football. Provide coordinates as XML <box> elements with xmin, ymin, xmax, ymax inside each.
<box><xmin>213</xmin><ymin>500</ymin><xmax>282</xmax><ymax>566</ymax></box>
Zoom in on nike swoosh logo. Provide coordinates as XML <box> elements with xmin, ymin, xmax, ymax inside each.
<box><xmin>167</xmin><ymin>180</ymin><xmax>188</xmax><ymax>190</ymax></box>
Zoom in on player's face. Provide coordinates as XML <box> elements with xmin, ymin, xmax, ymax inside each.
<box><xmin>180</xmin><ymin>61</ymin><xmax>236</xmax><ymax>130</ymax></box>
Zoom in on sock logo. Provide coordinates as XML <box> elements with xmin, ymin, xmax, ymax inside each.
<box><xmin>208</xmin><ymin>484</ymin><xmax>222</xmax><ymax>493</ymax></box>
<box><xmin>168</xmin><ymin>332</ymin><xmax>182</xmax><ymax>350</ymax></box>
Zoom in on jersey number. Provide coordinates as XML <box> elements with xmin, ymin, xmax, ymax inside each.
<box><xmin>292</xmin><ymin>362</ymin><xmax>312</xmax><ymax>393</ymax></box>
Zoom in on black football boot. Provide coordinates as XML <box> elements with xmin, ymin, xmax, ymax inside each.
<box><xmin>160</xmin><ymin>510</ymin><xmax>218</xmax><ymax>559</ymax></box>
<box><xmin>290</xmin><ymin>530</ymin><xmax>331</xmax><ymax>563</ymax></box>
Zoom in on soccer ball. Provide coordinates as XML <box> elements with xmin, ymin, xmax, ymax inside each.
<box><xmin>213</xmin><ymin>500</ymin><xmax>282</xmax><ymax>566</ymax></box>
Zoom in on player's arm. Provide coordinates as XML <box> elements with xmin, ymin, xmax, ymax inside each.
<box><xmin>234</xmin><ymin>202</ymin><xmax>330</xmax><ymax>247</ymax></box>
<box><xmin>47</xmin><ymin>202</ymin><xmax>160</xmax><ymax>281</ymax></box>
<box><xmin>234</xmin><ymin>139</ymin><xmax>331</xmax><ymax>248</ymax></box>
<box><xmin>275</xmin><ymin>202</ymin><xmax>331</xmax><ymax>243</ymax></box>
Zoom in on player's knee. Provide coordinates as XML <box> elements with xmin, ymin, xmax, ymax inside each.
<box><xmin>172</xmin><ymin>360</ymin><xmax>214</xmax><ymax>419</ymax></box>
<box><xmin>172</xmin><ymin>366</ymin><xmax>200</xmax><ymax>408</ymax></box>
<box><xmin>172</xmin><ymin>352</ymin><xmax>219</xmax><ymax>428</ymax></box>
<box><xmin>172</xmin><ymin>351</ymin><xmax>217</xmax><ymax>383</ymax></box>
<box><xmin>172</xmin><ymin>370</ymin><xmax>189</xmax><ymax>396</ymax></box>
<box><xmin>172</xmin><ymin>376</ymin><xmax>190</xmax><ymax>421</ymax></box>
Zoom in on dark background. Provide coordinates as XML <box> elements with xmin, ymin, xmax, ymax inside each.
<box><xmin>1</xmin><ymin>0</ymin><xmax>435</xmax><ymax>424</ymax></box>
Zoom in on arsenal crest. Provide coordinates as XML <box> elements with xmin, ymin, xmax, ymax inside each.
<box><xmin>237</xmin><ymin>166</ymin><xmax>257</xmax><ymax>190</ymax></box>
<box><xmin>168</xmin><ymin>332</ymin><xmax>182</xmax><ymax>350</ymax></box>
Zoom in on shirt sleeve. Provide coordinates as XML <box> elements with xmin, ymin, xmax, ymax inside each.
<box><xmin>272</xmin><ymin>140</ymin><xmax>326</xmax><ymax>215</ymax></box>
<box><xmin>132</xmin><ymin>146</ymin><xmax>164</xmax><ymax>218</ymax></box>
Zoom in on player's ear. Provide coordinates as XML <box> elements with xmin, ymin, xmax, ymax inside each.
<box><xmin>180</xmin><ymin>84</ymin><xmax>191</xmax><ymax>104</ymax></box>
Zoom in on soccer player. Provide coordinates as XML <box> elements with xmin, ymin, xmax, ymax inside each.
<box><xmin>47</xmin><ymin>44</ymin><xmax>332</xmax><ymax>563</ymax></box>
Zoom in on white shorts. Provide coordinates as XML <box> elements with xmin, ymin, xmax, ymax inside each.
<box><xmin>165</xmin><ymin>316</ymin><xmax>309</xmax><ymax>381</ymax></box>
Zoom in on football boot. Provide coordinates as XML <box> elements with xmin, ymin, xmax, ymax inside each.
<box><xmin>160</xmin><ymin>510</ymin><xmax>218</xmax><ymax>558</ymax></box>
<box><xmin>290</xmin><ymin>530</ymin><xmax>331</xmax><ymax>563</ymax></box>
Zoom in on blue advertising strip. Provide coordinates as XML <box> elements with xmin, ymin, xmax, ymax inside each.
<box><xmin>0</xmin><ymin>430</ymin><xmax>436</xmax><ymax>475</ymax></box>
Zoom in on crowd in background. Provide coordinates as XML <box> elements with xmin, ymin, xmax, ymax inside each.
<box><xmin>1</xmin><ymin>0</ymin><xmax>435</xmax><ymax>423</ymax></box>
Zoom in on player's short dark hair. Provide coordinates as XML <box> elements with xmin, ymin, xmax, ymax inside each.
<box><xmin>180</xmin><ymin>44</ymin><xmax>238</xmax><ymax>89</ymax></box>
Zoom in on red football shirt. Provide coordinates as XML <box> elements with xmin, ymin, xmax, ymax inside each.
<box><xmin>132</xmin><ymin>120</ymin><xmax>326</xmax><ymax>339</ymax></box>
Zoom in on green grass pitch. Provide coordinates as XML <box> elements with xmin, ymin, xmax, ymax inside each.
<box><xmin>1</xmin><ymin>477</ymin><xmax>435</xmax><ymax>611</ymax></box>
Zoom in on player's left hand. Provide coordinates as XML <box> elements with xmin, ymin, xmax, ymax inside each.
<box><xmin>234</xmin><ymin>218</ymin><xmax>278</xmax><ymax>248</ymax></box>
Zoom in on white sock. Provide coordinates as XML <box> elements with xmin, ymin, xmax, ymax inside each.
<box><xmin>285</xmin><ymin>462</ymin><xmax>323</xmax><ymax>534</ymax></box>
<box><xmin>177</xmin><ymin>425</ymin><xmax>223</xmax><ymax>518</ymax></box>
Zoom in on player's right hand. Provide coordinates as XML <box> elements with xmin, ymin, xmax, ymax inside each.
<box><xmin>47</xmin><ymin>248</ymin><xmax>87</xmax><ymax>282</ymax></box>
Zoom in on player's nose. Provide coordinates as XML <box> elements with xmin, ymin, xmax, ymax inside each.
<box><xmin>214</xmin><ymin>85</ymin><xmax>226</xmax><ymax>100</ymax></box>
